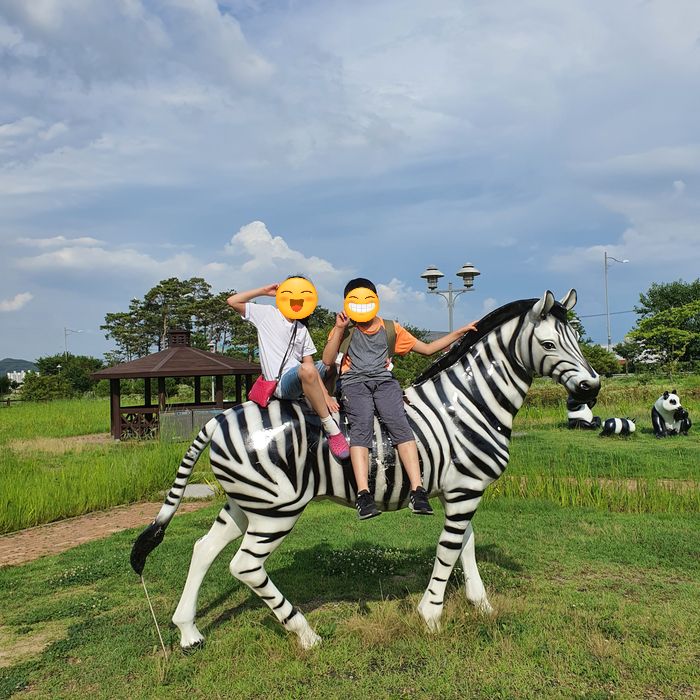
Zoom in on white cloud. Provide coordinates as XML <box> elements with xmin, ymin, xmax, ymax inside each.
<box><xmin>376</xmin><ymin>278</ymin><xmax>424</xmax><ymax>304</ymax></box>
<box><xmin>2</xmin><ymin>1</ymin><xmax>700</xmax><ymax>354</ymax></box>
<box><xmin>17</xmin><ymin>245</ymin><xmax>198</xmax><ymax>279</ymax></box>
<box><xmin>14</xmin><ymin>221</ymin><xmax>352</xmax><ymax>302</ymax></box>
<box><xmin>0</xmin><ymin>291</ymin><xmax>33</xmax><ymax>312</ymax></box>
<box><xmin>482</xmin><ymin>298</ymin><xmax>498</xmax><ymax>315</ymax></box>
<box><xmin>225</xmin><ymin>221</ymin><xmax>344</xmax><ymax>280</ymax></box>
<box><xmin>17</xmin><ymin>235</ymin><xmax>104</xmax><ymax>248</ymax></box>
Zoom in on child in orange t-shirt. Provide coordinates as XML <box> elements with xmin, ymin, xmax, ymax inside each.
<box><xmin>323</xmin><ymin>277</ymin><xmax>477</xmax><ymax>519</ymax></box>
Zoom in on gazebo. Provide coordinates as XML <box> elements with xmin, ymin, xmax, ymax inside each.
<box><xmin>91</xmin><ymin>330</ymin><xmax>260</xmax><ymax>440</ymax></box>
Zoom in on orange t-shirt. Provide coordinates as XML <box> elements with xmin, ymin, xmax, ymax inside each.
<box><xmin>330</xmin><ymin>318</ymin><xmax>417</xmax><ymax>373</ymax></box>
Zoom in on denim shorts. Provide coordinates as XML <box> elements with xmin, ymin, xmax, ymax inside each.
<box><xmin>276</xmin><ymin>360</ymin><xmax>328</xmax><ymax>400</ymax></box>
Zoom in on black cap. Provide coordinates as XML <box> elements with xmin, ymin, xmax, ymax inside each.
<box><xmin>343</xmin><ymin>277</ymin><xmax>377</xmax><ymax>298</ymax></box>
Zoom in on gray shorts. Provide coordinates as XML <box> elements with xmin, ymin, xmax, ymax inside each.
<box><xmin>341</xmin><ymin>377</ymin><xmax>414</xmax><ymax>449</ymax></box>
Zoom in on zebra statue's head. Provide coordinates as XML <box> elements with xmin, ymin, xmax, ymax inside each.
<box><xmin>518</xmin><ymin>289</ymin><xmax>600</xmax><ymax>402</ymax></box>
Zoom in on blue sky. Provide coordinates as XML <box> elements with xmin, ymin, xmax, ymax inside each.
<box><xmin>2</xmin><ymin>0</ymin><xmax>699</xmax><ymax>361</ymax></box>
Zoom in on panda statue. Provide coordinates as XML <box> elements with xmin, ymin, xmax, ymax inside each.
<box><xmin>652</xmin><ymin>390</ymin><xmax>692</xmax><ymax>438</ymax></box>
<box><xmin>567</xmin><ymin>395</ymin><xmax>602</xmax><ymax>429</ymax></box>
<box><xmin>600</xmin><ymin>417</ymin><xmax>636</xmax><ymax>437</ymax></box>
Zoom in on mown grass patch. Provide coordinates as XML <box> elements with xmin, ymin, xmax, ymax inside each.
<box><xmin>0</xmin><ymin>400</ymin><xmax>109</xmax><ymax>443</ymax></box>
<box><xmin>0</xmin><ymin>499</ymin><xmax>698</xmax><ymax>699</ymax></box>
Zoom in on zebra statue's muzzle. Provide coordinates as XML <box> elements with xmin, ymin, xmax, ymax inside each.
<box><xmin>568</xmin><ymin>377</ymin><xmax>601</xmax><ymax>403</ymax></box>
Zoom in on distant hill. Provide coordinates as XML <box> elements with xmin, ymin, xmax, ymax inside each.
<box><xmin>0</xmin><ymin>358</ymin><xmax>39</xmax><ymax>375</ymax></box>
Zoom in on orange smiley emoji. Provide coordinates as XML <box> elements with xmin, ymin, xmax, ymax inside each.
<box><xmin>276</xmin><ymin>276</ymin><xmax>318</xmax><ymax>320</ymax></box>
<box><xmin>344</xmin><ymin>286</ymin><xmax>380</xmax><ymax>323</ymax></box>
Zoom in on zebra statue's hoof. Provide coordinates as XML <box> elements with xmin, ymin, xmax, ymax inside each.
<box><xmin>298</xmin><ymin>629</ymin><xmax>321</xmax><ymax>650</ymax></box>
<box><xmin>181</xmin><ymin>639</ymin><xmax>205</xmax><ymax>655</ymax></box>
<box><xmin>417</xmin><ymin>598</ymin><xmax>442</xmax><ymax>633</ymax></box>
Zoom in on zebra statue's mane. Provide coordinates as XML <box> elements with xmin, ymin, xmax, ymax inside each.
<box><xmin>414</xmin><ymin>297</ymin><xmax>569</xmax><ymax>385</ymax></box>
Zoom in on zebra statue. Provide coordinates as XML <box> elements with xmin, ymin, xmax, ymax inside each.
<box><xmin>131</xmin><ymin>289</ymin><xmax>600</xmax><ymax>650</ymax></box>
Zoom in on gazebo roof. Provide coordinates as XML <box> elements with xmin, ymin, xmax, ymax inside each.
<box><xmin>92</xmin><ymin>345</ymin><xmax>260</xmax><ymax>380</ymax></box>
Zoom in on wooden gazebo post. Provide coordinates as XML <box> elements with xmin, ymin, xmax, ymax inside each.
<box><xmin>215</xmin><ymin>375</ymin><xmax>224</xmax><ymax>408</ymax></box>
<box><xmin>158</xmin><ymin>377</ymin><xmax>166</xmax><ymax>411</ymax></box>
<box><xmin>110</xmin><ymin>379</ymin><xmax>121</xmax><ymax>440</ymax></box>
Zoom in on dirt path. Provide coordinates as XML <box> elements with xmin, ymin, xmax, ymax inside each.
<box><xmin>0</xmin><ymin>500</ymin><xmax>214</xmax><ymax>568</ymax></box>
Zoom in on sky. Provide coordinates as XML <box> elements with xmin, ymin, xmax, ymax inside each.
<box><xmin>2</xmin><ymin>0</ymin><xmax>699</xmax><ymax>362</ymax></box>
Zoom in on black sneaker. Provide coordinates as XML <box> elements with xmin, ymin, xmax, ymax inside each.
<box><xmin>409</xmin><ymin>487</ymin><xmax>434</xmax><ymax>515</ymax></box>
<box><xmin>356</xmin><ymin>490</ymin><xmax>381</xmax><ymax>520</ymax></box>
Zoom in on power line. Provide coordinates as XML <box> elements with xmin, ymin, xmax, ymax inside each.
<box><xmin>578</xmin><ymin>310</ymin><xmax>636</xmax><ymax>318</ymax></box>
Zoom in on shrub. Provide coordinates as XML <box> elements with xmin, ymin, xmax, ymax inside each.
<box><xmin>19</xmin><ymin>373</ymin><xmax>74</xmax><ymax>401</ymax></box>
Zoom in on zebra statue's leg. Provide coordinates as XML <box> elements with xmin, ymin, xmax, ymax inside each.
<box><xmin>172</xmin><ymin>500</ymin><xmax>248</xmax><ymax>650</ymax></box>
<box><xmin>417</xmin><ymin>496</ymin><xmax>482</xmax><ymax>632</ymax></box>
<box><xmin>459</xmin><ymin>522</ymin><xmax>493</xmax><ymax>614</ymax></box>
<box><xmin>229</xmin><ymin>513</ymin><xmax>321</xmax><ymax>650</ymax></box>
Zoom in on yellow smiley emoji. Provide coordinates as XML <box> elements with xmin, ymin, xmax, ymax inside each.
<box><xmin>344</xmin><ymin>287</ymin><xmax>380</xmax><ymax>323</ymax></box>
<box><xmin>276</xmin><ymin>276</ymin><xmax>318</xmax><ymax>320</ymax></box>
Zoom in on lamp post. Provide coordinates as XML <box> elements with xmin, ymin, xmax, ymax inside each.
<box><xmin>604</xmin><ymin>252</ymin><xmax>629</xmax><ymax>351</ymax></box>
<box><xmin>420</xmin><ymin>263</ymin><xmax>480</xmax><ymax>332</ymax></box>
<box><xmin>64</xmin><ymin>327</ymin><xmax>83</xmax><ymax>359</ymax></box>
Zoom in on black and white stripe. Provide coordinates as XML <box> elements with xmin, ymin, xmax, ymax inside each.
<box><xmin>131</xmin><ymin>288</ymin><xmax>600</xmax><ymax>649</ymax></box>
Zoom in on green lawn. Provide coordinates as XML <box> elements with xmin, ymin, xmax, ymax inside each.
<box><xmin>1</xmin><ymin>498</ymin><xmax>698</xmax><ymax>699</ymax></box>
<box><xmin>1</xmin><ymin>377</ymin><xmax>698</xmax><ymax>532</ymax></box>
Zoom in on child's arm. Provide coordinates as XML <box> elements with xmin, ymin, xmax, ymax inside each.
<box><xmin>322</xmin><ymin>312</ymin><xmax>350</xmax><ymax>366</ymax></box>
<box><xmin>226</xmin><ymin>284</ymin><xmax>278</xmax><ymax>315</ymax></box>
<box><xmin>410</xmin><ymin>321</ymin><xmax>478</xmax><ymax>356</ymax></box>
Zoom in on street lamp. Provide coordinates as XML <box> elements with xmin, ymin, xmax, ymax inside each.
<box><xmin>604</xmin><ymin>252</ymin><xmax>629</xmax><ymax>351</ymax></box>
<box><xmin>64</xmin><ymin>327</ymin><xmax>84</xmax><ymax>359</ymax></box>
<box><xmin>420</xmin><ymin>263</ymin><xmax>480</xmax><ymax>332</ymax></box>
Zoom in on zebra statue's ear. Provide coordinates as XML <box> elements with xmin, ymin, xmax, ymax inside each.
<box><xmin>560</xmin><ymin>289</ymin><xmax>577</xmax><ymax>311</ymax></box>
<box><xmin>529</xmin><ymin>290</ymin><xmax>555</xmax><ymax>322</ymax></box>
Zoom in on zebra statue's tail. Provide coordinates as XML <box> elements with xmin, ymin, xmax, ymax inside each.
<box><xmin>130</xmin><ymin>416</ymin><xmax>218</xmax><ymax>575</ymax></box>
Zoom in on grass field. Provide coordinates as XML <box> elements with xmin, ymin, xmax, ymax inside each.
<box><xmin>0</xmin><ymin>377</ymin><xmax>698</xmax><ymax>698</ymax></box>
<box><xmin>0</xmin><ymin>377</ymin><xmax>698</xmax><ymax>532</ymax></box>
<box><xmin>1</xmin><ymin>498</ymin><xmax>698</xmax><ymax>699</ymax></box>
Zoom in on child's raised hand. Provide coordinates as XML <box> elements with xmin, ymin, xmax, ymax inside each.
<box><xmin>262</xmin><ymin>283</ymin><xmax>279</xmax><ymax>297</ymax></box>
<box><xmin>335</xmin><ymin>312</ymin><xmax>350</xmax><ymax>329</ymax></box>
<box><xmin>461</xmin><ymin>321</ymin><xmax>478</xmax><ymax>334</ymax></box>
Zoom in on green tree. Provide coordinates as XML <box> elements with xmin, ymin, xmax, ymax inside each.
<box><xmin>101</xmin><ymin>302</ymin><xmax>154</xmax><ymax>362</ymax></box>
<box><xmin>636</xmin><ymin>278</ymin><xmax>700</xmax><ymax>317</ymax></box>
<box><xmin>579</xmin><ymin>343</ymin><xmax>620</xmax><ymax>377</ymax></box>
<box><xmin>629</xmin><ymin>299</ymin><xmax>700</xmax><ymax>371</ymax></box>
<box><xmin>36</xmin><ymin>354</ymin><xmax>104</xmax><ymax>394</ymax></box>
<box><xmin>20</xmin><ymin>372</ymin><xmax>73</xmax><ymax>400</ymax></box>
<box><xmin>613</xmin><ymin>338</ymin><xmax>643</xmax><ymax>373</ymax></box>
<box><xmin>0</xmin><ymin>375</ymin><xmax>10</xmax><ymax>395</ymax></box>
<box><xmin>102</xmin><ymin>278</ymin><xmax>222</xmax><ymax>359</ymax></box>
<box><xmin>633</xmin><ymin>279</ymin><xmax>700</xmax><ymax>364</ymax></box>
<box><xmin>143</xmin><ymin>277</ymin><xmax>212</xmax><ymax>350</ymax></box>
<box><xmin>191</xmin><ymin>290</ymin><xmax>236</xmax><ymax>352</ymax></box>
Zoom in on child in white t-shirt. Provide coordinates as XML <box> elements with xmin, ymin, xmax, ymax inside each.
<box><xmin>227</xmin><ymin>283</ymin><xmax>350</xmax><ymax>460</ymax></box>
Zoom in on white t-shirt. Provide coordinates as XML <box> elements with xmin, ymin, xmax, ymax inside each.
<box><xmin>244</xmin><ymin>303</ymin><xmax>316</xmax><ymax>391</ymax></box>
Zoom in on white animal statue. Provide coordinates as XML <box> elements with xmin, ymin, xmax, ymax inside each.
<box><xmin>599</xmin><ymin>417</ymin><xmax>636</xmax><ymax>436</ymax></box>
<box><xmin>567</xmin><ymin>396</ymin><xmax>601</xmax><ymax>430</ymax></box>
<box><xmin>131</xmin><ymin>290</ymin><xmax>600</xmax><ymax>650</ymax></box>
<box><xmin>652</xmin><ymin>390</ymin><xmax>692</xmax><ymax>438</ymax></box>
